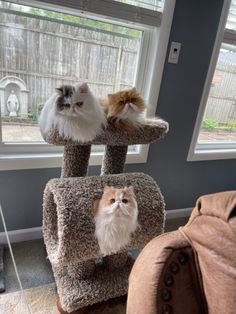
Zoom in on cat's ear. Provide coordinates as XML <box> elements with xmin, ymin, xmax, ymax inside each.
<box><xmin>131</xmin><ymin>87</ymin><xmax>138</xmax><ymax>93</ymax></box>
<box><xmin>107</xmin><ymin>94</ymin><xmax>113</xmax><ymax>101</ymax></box>
<box><xmin>126</xmin><ymin>186</ymin><xmax>135</xmax><ymax>195</ymax></box>
<box><xmin>103</xmin><ymin>185</ymin><xmax>113</xmax><ymax>193</ymax></box>
<box><xmin>56</xmin><ymin>87</ymin><xmax>63</xmax><ymax>94</ymax></box>
<box><xmin>79</xmin><ymin>83</ymin><xmax>89</xmax><ymax>93</ymax></box>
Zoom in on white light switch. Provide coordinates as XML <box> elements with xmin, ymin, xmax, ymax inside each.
<box><xmin>168</xmin><ymin>42</ymin><xmax>181</xmax><ymax>64</ymax></box>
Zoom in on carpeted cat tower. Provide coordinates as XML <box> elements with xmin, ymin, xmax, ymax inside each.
<box><xmin>42</xmin><ymin>120</ymin><xmax>168</xmax><ymax>313</ymax></box>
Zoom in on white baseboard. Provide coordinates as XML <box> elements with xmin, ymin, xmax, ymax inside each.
<box><xmin>0</xmin><ymin>207</ymin><xmax>193</xmax><ymax>245</ymax></box>
<box><xmin>0</xmin><ymin>226</ymin><xmax>42</xmax><ymax>245</ymax></box>
<box><xmin>166</xmin><ymin>207</ymin><xmax>192</xmax><ymax>220</ymax></box>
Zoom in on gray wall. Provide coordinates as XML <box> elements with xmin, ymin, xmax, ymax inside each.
<box><xmin>1</xmin><ymin>0</ymin><xmax>236</xmax><ymax>232</ymax></box>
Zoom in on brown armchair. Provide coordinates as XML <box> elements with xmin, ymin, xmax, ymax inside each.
<box><xmin>127</xmin><ymin>191</ymin><xmax>236</xmax><ymax>314</ymax></box>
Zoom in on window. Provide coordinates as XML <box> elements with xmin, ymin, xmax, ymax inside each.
<box><xmin>0</xmin><ymin>0</ymin><xmax>175</xmax><ymax>170</ymax></box>
<box><xmin>188</xmin><ymin>0</ymin><xmax>236</xmax><ymax>161</ymax></box>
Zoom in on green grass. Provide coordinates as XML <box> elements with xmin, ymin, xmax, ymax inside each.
<box><xmin>202</xmin><ymin>119</ymin><xmax>219</xmax><ymax>131</ymax></box>
<box><xmin>202</xmin><ymin>119</ymin><xmax>236</xmax><ymax>132</ymax></box>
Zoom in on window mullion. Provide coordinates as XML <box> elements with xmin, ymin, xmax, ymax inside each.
<box><xmin>0</xmin><ymin>109</ymin><xmax>2</xmax><ymax>144</ymax></box>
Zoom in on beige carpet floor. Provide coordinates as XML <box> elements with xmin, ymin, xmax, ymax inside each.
<box><xmin>0</xmin><ymin>283</ymin><xmax>126</xmax><ymax>314</ymax></box>
<box><xmin>0</xmin><ymin>283</ymin><xmax>57</xmax><ymax>314</ymax></box>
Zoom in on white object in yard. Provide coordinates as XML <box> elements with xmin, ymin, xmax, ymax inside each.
<box><xmin>7</xmin><ymin>90</ymin><xmax>19</xmax><ymax>117</ymax></box>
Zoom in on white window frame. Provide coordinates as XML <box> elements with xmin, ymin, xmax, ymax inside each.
<box><xmin>0</xmin><ymin>0</ymin><xmax>175</xmax><ymax>170</ymax></box>
<box><xmin>188</xmin><ymin>0</ymin><xmax>236</xmax><ymax>162</ymax></box>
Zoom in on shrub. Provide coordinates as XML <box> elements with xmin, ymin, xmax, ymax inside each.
<box><xmin>28</xmin><ymin>107</ymin><xmax>39</xmax><ymax>121</ymax></box>
<box><xmin>202</xmin><ymin>119</ymin><xmax>219</xmax><ymax>131</ymax></box>
<box><xmin>226</xmin><ymin>120</ymin><xmax>236</xmax><ymax>132</ymax></box>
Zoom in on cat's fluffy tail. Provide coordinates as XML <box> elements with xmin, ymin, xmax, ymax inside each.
<box><xmin>145</xmin><ymin>117</ymin><xmax>169</xmax><ymax>133</ymax></box>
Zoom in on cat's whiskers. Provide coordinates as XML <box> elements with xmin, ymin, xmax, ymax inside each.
<box><xmin>116</xmin><ymin>104</ymin><xmax>129</xmax><ymax>121</ymax></box>
<box><xmin>121</xmin><ymin>207</ymin><xmax>132</xmax><ymax>216</ymax></box>
<box><xmin>102</xmin><ymin>206</ymin><xmax>116</xmax><ymax>215</ymax></box>
<box><xmin>129</xmin><ymin>102</ymin><xmax>141</xmax><ymax>112</ymax></box>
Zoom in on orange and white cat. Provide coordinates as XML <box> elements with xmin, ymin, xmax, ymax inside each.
<box><xmin>101</xmin><ymin>87</ymin><xmax>145</xmax><ymax>131</ymax></box>
<box><xmin>94</xmin><ymin>186</ymin><xmax>138</xmax><ymax>255</ymax></box>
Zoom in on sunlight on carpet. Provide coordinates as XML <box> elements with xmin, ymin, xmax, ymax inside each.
<box><xmin>0</xmin><ymin>283</ymin><xmax>57</xmax><ymax>314</ymax></box>
<box><xmin>0</xmin><ymin>283</ymin><xmax>127</xmax><ymax>314</ymax></box>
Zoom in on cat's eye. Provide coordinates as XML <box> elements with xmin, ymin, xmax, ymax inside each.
<box><xmin>122</xmin><ymin>199</ymin><xmax>128</xmax><ymax>204</ymax></box>
<box><xmin>110</xmin><ymin>198</ymin><xmax>115</xmax><ymax>204</ymax></box>
<box><xmin>76</xmin><ymin>101</ymin><xmax>83</xmax><ymax>107</ymax></box>
<box><xmin>64</xmin><ymin>103</ymin><xmax>70</xmax><ymax>107</ymax></box>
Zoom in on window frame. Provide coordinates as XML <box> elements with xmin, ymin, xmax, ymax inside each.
<box><xmin>0</xmin><ymin>0</ymin><xmax>175</xmax><ymax>170</ymax></box>
<box><xmin>188</xmin><ymin>0</ymin><xmax>236</xmax><ymax>162</ymax></box>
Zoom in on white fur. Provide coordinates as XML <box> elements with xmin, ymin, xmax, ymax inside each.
<box><xmin>145</xmin><ymin>117</ymin><xmax>169</xmax><ymax>133</ymax></box>
<box><xmin>94</xmin><ymin>193</ymin><xmax>138</xmax><ymax>255</ymax></box>
<box><xmin>114</xmin><ymin>103</ymin><xmax>144</xmax><ymax>126</ymax></box>
<box><xmin>39</xmin><ymin>84</ymin><xmax>106</xmax><ymax>142</ymax></box>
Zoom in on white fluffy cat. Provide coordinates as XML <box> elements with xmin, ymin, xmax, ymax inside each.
<box><xmin>94</xmin><ymin>186</ymin><xmax>138</xmax><ymax>255</ymax></box>
<box><xmin>39</xmin><ymin>82</ymin><xmax>106</xmax><ymax>142</ymax></box>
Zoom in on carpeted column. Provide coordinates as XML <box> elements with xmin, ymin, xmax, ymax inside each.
<box><xmin>101</xmin><ymin>145</ymin><xmax>128</xmax><ymax>175</ymax></box>
<box><xmin>61</xmin><ymin>145</ymin><xmax>91</xmax><ymax>178</ymax></box>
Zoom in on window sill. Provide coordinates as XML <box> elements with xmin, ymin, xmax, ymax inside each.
<box><xmin>187</xmin><ymin>148</ymin><xmax>236</xmax><ymax>161</ymax></box>
<box><xmin>0</xmin><ymin>145</ymin><xmax>149</xmax><ymax>171</ymax></box>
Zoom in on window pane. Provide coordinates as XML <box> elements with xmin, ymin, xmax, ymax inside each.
<box><xmin>0</xmin><ymin>2</ymin><xmax>142</xmax><ymax>143</ymax></box>
<box><xmin>226</xmin><ymin>0</ymin><xmax>236</xmax><ymax>31</ymax></box>
<box><xmin>197</xmin><ymin>44</ymin><xmax>236</xmax><ymax>144</ymax></box>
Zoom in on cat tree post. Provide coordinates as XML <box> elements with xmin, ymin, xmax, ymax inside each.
<box><xmin>61</xmin><ymin>145</ymin><xmax>91</xmax><ymax>178</ymax></box>
<box><xmin>101</xmin><ymin>145</ymin><xmax>128</xmax><ymax>175</ymax></box>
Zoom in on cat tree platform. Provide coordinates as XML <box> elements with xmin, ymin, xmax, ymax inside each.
<box><xmin>42</xmin><ymin>120</ymin><xmax>168</xmax><ymax>177</ymax></box>
<box><xmin>54</xmin><ymin>257</ymin><xmax>134</xmax><ymax>313</ymax></box>
<box><xmin>42</xmin><ymin>118</ymin><xmax>168</xmax><ymax>313</ymax></box>
<box><xmin>42</xmin><ymin>120</ymin><xmax>168</xmax><ymax>146</ymax></box>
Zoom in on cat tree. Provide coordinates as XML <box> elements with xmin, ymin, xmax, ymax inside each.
<box><xmin>42</xmin><ymin>120</ymin><xmax>168</xmax><ymax>313</ymax></box>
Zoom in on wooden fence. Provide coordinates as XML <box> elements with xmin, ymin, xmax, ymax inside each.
<box><xmin>204</xmin><ymin>59</ymin><xmax>236</xmax><ymax>124</ymax></box>
<box><xmin>0</xmin><ymin>11</ymin><xmax>140</xmax><ymax>115</ymax></box>
<box><xmin>3</xmin><ymin>9</ymin><xmax>236</xmax><ymax>125</ymax></box>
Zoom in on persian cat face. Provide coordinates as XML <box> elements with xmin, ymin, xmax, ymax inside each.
<box><xmin>94</xmin><ymin>186</ymin><xmax>138</xmax><ymax>255</ymax></box>
<box><xmin>55</xmin><ymin>83</ymin><xmax>93</xmax><ymax>118</ymax></box>
<box><xmin>39</xmin><ymin>82</ymin><xmax>106</xmax><ymax>143</ymax></box>
<box><xmin>104</xmin><ymin>87</ymin><xmax>145</xmax><ymax>130</ymax></box>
